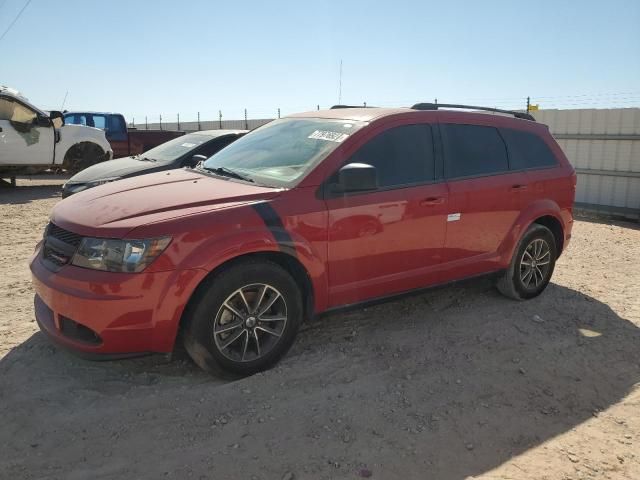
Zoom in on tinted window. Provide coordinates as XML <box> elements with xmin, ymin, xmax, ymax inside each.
<box><xmin>197</xmin><ymin>136</ymin><xmax>236</xmax><ymax>157</ymax></box>
<box><xmin>501</xmin><ymin>128</ymin><xmax>558</xmax><ymax>170</ymax></box>
<box><xmin>106</xmin><ymin>114</ymin><xmax>127</xmax><ymax>141</ymax></box>
<box><xmin>64</xmin><ymin>114</ymin><xmax>87</xmax><ymax>126</ymax></box>
<box><xmin>348</xmin><ymin>124</ymin><xmax>435</xmax><ymax>187</ymax></box>
<box><xmin>91</xmin><ymin>114</ymin><xmax>107</xmax><ymax>129</ymax></box>
<box><xmin>441</xmin><ymin>124</ymin><xmax>508</xmax><ymax>178</ymax></box>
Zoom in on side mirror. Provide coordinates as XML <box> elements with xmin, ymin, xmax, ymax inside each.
<box><xmin>335</xmin><ymin>163</ymin><xmax>378</xmax><ymax>193</ymax></box>
<box><xmin>48</xmin><ymin>111</ymin><xmax>65</xmax><ymax>128</ymax></box>
<box><xmin>186</xmin><ymin>154</ymin><xmax>208</xmax><ymax>167</ymax></box>
<box><xmin>36</xmin><ymin>115</ymin><xmax>51</xmax><ymax>127</ymax></box>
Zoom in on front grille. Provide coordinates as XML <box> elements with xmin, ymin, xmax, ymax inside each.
<box><xmin>42</xmin><ymin>222</ymin><xmax>83</xmax><ymax>271</ymax></box>
<box><xmin>47</xmin><ymin>223</ymin><xmax>82</xmax><ymax>247</ymax></box>
<box><xmin>43</xmin><ymin>246</ymin><xmax>70</xmax><ymax>266</ymax></box>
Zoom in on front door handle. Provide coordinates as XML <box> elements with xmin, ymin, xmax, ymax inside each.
<box><xmin>511</xmin><ymin>184</ymin><xmax>528</xmax><ymax>191</ymax></box>
<box><xmin>420</xmin><ymin>196</ymin><xmax>445</xmax><ymax>206</ymax></box>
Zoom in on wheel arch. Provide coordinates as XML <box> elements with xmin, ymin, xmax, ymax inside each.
<box><xmin>500</xmin><ymin>199</ymin><xmax>567</xmax><ymax>265</ymax></box>
<box><xmin>60</xmin><ymin>141</ymin><xmax>106</xmax><ymax>169</ymax></box>
<box><xmin>531</xmin><ymin>215</ymin><xmax>564</xmax><ymax>255</ymax></box>
<box><xmin>178</xmin><ymin>250</ymin><xmax>315</xmax><ymax>339</ymax></box>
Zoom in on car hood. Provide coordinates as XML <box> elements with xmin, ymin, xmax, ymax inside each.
<box><xmin>52</xmin><ymin>168</ymin><xmax>282</xmax><ymax>236</ymax></box>
<box><xmin>66</xmin><ymin>156</ymin><xmax>169</xmax><ymax>184</ymax></box>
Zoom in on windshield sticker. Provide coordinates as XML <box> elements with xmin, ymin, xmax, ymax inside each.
<box><xmin>308</xmin><ymin>130</ymin><xmax>349</xmax><ymax>143</ymax></box>
<box><xmin>181</xmin><ymin>142</ymin><xmax>197</xmax><ymax>148</ymax></box>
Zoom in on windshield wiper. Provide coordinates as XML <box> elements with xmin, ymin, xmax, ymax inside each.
<box><xmin>198</xmin><ymin>165</ymin><xmax>254</xmax><ymax>183</ymax></box>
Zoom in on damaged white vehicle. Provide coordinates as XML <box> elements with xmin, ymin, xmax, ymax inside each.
<box><xmin>0</xmin><ymin>86</ymin><xmax>112</xmax><ymax>181</ymax></box>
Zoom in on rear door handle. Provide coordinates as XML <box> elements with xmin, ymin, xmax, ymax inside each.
<box><xmin>420</xmin><ymin>196</ymin><xmax>445</xmax><ymax>206</ymax></box>
<box><xmin>511</xmin><ymin>184</ymin><xmax>528</xmax><ymax>191</ymax></box>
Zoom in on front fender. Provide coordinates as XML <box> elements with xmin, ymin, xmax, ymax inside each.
<box><xmin>498</xmin><ymin>199</ymin><xmax>566</xmax><ymax>266</ymax></box>
<box><xmin>147</xmin><ymin>222</ymin><xmax>329</xmax><ymax>314</ymax></box>
<box><xmin>54</xmin><ymin>125</ymin><xmax>112</xmax><ymax>164</ymax></box>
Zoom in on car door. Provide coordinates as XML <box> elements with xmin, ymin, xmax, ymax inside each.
<box><xmin>439</xmin><ymin>122</ymin><xmax>528</xmax><ymax>280</ymax></box>
<box><xmin>0</xmin><ymin>96</ymin><xmax>54</xmax><ymax>166</ymax></box>
<box><xmin>324</xmin><ymin>123</ymin><xmax>448</xmax><ymax>307</ymax></box>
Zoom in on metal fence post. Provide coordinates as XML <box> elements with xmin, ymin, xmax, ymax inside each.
<box><xmin>177</xmin><ymin>113</ymin><xmax>180</xmax><ymax>131</ymax></box>
<box><xmin>159</xmin><ymin>114</ymin><xmax>163</xmax><ymax>130</ymax></box>
<box><xmin>219</xmin><ymin>110</ymin><xmax>222</xmax><ymax>129</ymax></box>
<box><xmin>145</xmin><ymin>116</ymin><xmax>148</xmax><ymax>130</ymax></box>
<box><xmin>244</xmin><ymin>109</ymin><xmax>248</xmax><ymax>130</ymax></box>
<box><xmin>132</xmin><ymin>117</ymin><xmax>135</xmax><ymax>128</ymax></box>
<box><xmin>277</xmin><ymin>108</ymin><xmax>280</xmax><ymax>119</ymax></box>
<box><xmin>317</xmin><ymin>104</ymin><xmax>320</xmax><ymax>110</ymax></box>
<box><xmin>526</xmin><ymin>96</ymin><xmax>531</xmax><ymax>113</ymax></box>
<box><xmin>198</xmin><ymin>112</ymin><xmax>201</xmax><ymax>131</ymax></box>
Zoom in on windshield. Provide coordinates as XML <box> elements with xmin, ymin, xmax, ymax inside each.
<box><xmin>202</xmin><ymin>118</ymin><xmax>365</xmax><ymax>187</ymax></box>
<box><xmin>142</xmin><ymin>133</ymin><xmax>216</xmax><ymax>162</ymax></box>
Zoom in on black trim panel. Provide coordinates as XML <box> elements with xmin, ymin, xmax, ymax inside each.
<box><xmin>251</xmin><ymin>202</ymin><xmax>297</xmax><ymax>257</ymax></box>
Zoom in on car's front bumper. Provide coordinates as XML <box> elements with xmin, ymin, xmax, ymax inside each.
<box><xmin>30</xmin><ymin>247</ymin><xmax>206</xmax><ymax>357</ymax></box>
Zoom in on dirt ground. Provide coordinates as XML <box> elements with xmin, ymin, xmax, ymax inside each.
<box><xmin>1</xmin><ymin>177</ymin><xmax>639</xmax><ymax>480</ymax></box>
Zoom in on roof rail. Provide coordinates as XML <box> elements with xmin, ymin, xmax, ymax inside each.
<box><xmin>411</xmin><ymin>103</ymin><xmax>536</xmax><ymax>121</ymax></box>
<box><xmin>330</xmin><ymin>104</ymin><xmax>376</xmax><ymax>109</ymax></box>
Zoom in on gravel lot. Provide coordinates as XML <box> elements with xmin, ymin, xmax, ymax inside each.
<box><xmin>1</xmin><ymin>178</ymin><xmax>639</xmax><ymax>480</ymax></box>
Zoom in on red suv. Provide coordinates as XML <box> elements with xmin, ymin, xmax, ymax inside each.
<box><xmin>30</xmin><ymin>104</ymin><xmax>576</xmax><ymax>376</ymax></box>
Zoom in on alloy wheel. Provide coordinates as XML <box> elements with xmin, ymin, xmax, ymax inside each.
<box><xmin>519</xmin><ymin>238</ymin><xmax>552</xmax><ymax>289</ymax></box>
<box><xmin>213</xmin><ymin>283</ymin><xmax>288</xmax><ymax>362</ymax></box>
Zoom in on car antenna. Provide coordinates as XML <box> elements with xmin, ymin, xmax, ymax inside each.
<box><xmin>60</xmin><ymin>90</ymin><xmax>69</xmax><ymax>110</ymax></box>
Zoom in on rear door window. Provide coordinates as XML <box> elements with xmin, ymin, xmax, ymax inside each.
<box><xmin>441</xmin><ymin>124</ymin><xmax>509</xmax><ymax>179</ymax></box>
<box><xmin>91</xmin><ymin>114</ymin><xmax>107</xmax><ymax>129</ymax></box>
<box><xmin>500</xmin><ymin>128</ymin><xmax>558</xmax><ymax>170</ymax></box>
<box><xmin>106</xmin><ymin>115</ymin><xmax>127</xmax><ymax>141</ymax></box>
<box><xmin>348</xmin><ymin>124</ymin><xmax>435</xmax><ymax>188</ymax></box>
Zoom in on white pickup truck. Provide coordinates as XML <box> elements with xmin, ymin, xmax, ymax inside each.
<box><xmin>0</xmin><ymin>86</ymin><xmax>112</xmax><ymax>184</ymax></box>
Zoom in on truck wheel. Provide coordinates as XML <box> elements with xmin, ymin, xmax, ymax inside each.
<box><xmin>182</xmin><ymin>259</ymin><xmax>303</xmax><ymax>377</ymax></box>
<box><xmin>63</xmin><ymin>143</ymin><xmax>106</xmax><ymax>174</ymax></box>
<box><xmin>497</xmin><ymin>224</ymin><xmax>557</xmax><ymax>300</ymax></box>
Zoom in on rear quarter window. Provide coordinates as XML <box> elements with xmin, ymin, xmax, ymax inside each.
<box><xmin>500</xmin><ymin>128</ymin><xmax>558</xmax><ymax>170</ymax></box>
<box><xmin>441</xmin><ymin>124</ymin><xmax>509</xmax><ymax>179</ymax></box>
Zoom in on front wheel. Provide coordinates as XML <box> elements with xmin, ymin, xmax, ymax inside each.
<box><xmin>183</xmin><ymin>260</ymin><xmax>303</xmax><ymax>376</ymax></box>
<box><xmin>497</xmin><ymin>224</ymin><xmax>557</xmax><ymax>300</ymax></box>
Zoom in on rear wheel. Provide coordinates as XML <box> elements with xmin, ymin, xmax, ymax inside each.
<box><xmin>183</xmin><ymin>260</ymin><xmax>303</xmax><ymax>376</ymax></box>
<box><xmin>497</xmin><ymin>224</ymin><xmax>557</xmax><ymax>300</ymax></box>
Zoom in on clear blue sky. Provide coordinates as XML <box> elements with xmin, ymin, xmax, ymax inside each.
<box><xmin>1</xmin><ymin>0</ymin><xmax>639</xmax><ymax>122</ymax></box>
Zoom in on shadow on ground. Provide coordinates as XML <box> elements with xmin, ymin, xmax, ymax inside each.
<box><xmin>1</xmin><ymin>280</ymin><xmax>638</xmax><ymax>479</ymax></box>
<box><xmin>0</xmin><ymin>182</ymin><xmax>62</xmax><ymax>204</ymax></box>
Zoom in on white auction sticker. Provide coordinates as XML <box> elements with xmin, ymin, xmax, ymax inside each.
<box><xmin>181</xmin><ymin>142</ymin><xmax>197</xmax><ymax>148</ymax></box>
<box><xmin>308</xmin><ymin>130</ymin><xmax>349</xmax><ymax>143</ymax></box>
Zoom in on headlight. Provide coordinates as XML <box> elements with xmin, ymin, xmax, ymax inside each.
<box><xmin>90</xmin><ymin>177</ymin><xmax>120</xmax><ymax>186</ymax></box>
<box><xmin>64</xmin><ymin>177</ymin><xmax>120</xmax><ymax>193</ymax></box>
<box><xmin>71</xmin><ymin>237</ymin><xmax>171</xmax><ymax>272</ymax></box>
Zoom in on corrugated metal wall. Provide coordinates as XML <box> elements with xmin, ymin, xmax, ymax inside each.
<box><xmin>533</xmin><ymin>108</ymin><xmax>640</xmax><ymax>219</ymax></box>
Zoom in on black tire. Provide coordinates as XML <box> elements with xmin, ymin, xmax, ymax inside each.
<box><xmin>63</xmin><ymin>143</ymin><xmax>106</xmax><ymax>174</ymax></box>
<box><xmin>182</xmin><ymin>259</ymin><xmax>303</xmax><ymax>377</ymax></box>
<box><xmin>497</xmin><ymin>224</ymin><xmax>557</xmax><ymax>300</ymax></box>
